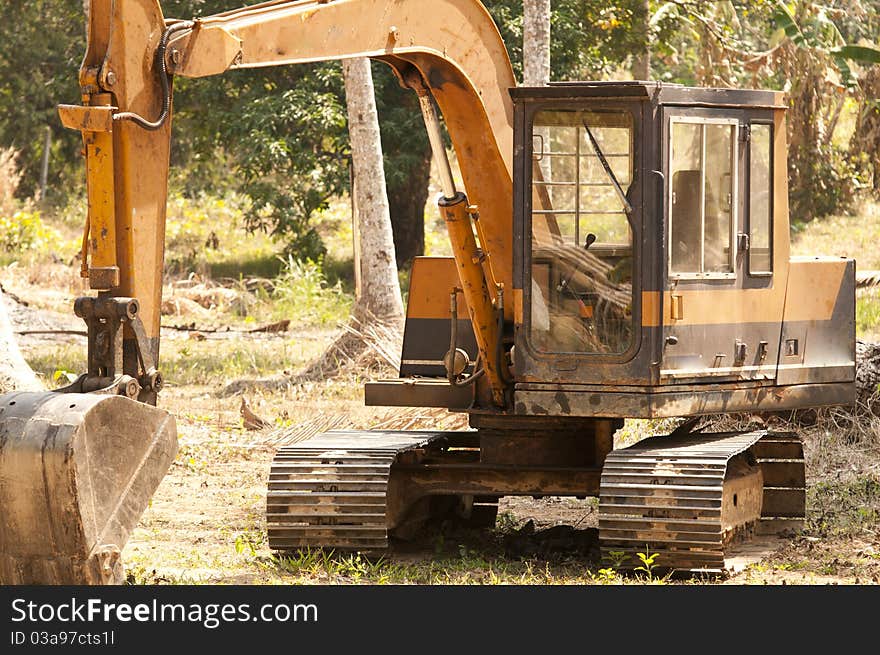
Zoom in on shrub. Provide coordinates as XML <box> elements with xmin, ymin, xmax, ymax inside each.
<box><xmin>0</xmin><ymin>210</ymin><xmax>59</xmax><ymax>254</ymax></box>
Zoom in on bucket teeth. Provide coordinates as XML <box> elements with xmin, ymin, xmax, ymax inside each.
<box><xmin>599</xmin><ymin>430</ymin><xmax>805</xmax><ymax>574</ymax></box>
<box><xmin>267</xmin><ymin>430</ymin><xmax>443</xmax><ymax>552</ymax></box>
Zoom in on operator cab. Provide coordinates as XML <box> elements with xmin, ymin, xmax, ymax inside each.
<box><xmin>510</xmin><ymin>82</ymin><xmax>853</xmax><ymax>417</ymax></box>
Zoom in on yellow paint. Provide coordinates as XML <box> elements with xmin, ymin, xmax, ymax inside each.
<box><xmin>443</xmin><ymin>198</ymin><xmax>505</xmax><ymax>405</ymax></box>
<box><xmin>783</xmin><ymin>259</ymin><xmax>848</xmax><ymax>322</ymax></box>
<box><xmin>84</xmin><ymin>130</ymin><xmax>117</xmax><ymax>277</ymax></box>
<box><xmin>405</xmin><ymin>257</ymin><xmax>460</xmax><ymax>319</ymax></box>
<box><xmin>641</xmin><ymin>291</ymin><xmax>662</xmax><ymax>327</ymax></box>
<box><xmin>58</xmin><ymin>104</ymin><xmax>114</xmax><ymax>133</ymax></box>
<box><xmin>639</xmin><ymin>259</ymin><xmax>846</xmax><ymax>327</ymax></box>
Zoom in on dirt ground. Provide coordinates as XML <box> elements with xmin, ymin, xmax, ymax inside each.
<box><xmin>4</xmin><ymin>282</ymin><xmax>880</xmax><ymax>585</ymax></box>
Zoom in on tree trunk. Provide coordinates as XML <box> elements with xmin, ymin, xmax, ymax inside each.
<box><xmin>222</xmin><ymin>60</ymin><xmax>405</xmax><ymax>392</ymax></box>
<box><xmin>632</xmin><ymin>0</ymin><xmax>651</xmax><ymax>80</ymax></box>
<box><xmin>343</xmin><ymin>57</ymin><xmax>404</xmax><ymax>324</ymax></box>
<box><xmin>523</xmin><ymin>0</ymin><xmax>551</xmax><ymax>87</ymax></box>
<box><xmin>386</xmin><ymin>141</ymin><xmax>431</xmax><ymax>269</ymax></box>
<box><xmin>0</xmin><ymin>292</ymin><xmax>41</xmax><ymax>393</ymax></box>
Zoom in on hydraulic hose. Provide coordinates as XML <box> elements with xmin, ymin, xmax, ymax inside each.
<box><xmin>112</xmin><ymin>21</ymin><xmax>195</xmax><ymax>130</ymax></box>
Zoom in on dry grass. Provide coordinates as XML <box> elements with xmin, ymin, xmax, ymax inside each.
<box><xmin>220</xmin><ymin>311</ymin><xmax>402</xmax><ymax>396</ymax></box>
<box><xmin>791</xmin><ymin>200</ymin><xmax>880</xmax><ymax>267</ymax></box>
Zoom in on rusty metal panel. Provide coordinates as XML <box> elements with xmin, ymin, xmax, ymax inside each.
<box><xmin>58</xmin><ymin>104</ymin><xmax>115</xmax><ymax>132</ymax></box>
<box><xmin>761</xmin><ymin>488</ymin><xmax>806</xmax><ymax>518</ymax></box>
<box><xmin>400</xmin><ymin>257</ymin><xmax>478</xmax><ymax>377</ymax></box>
<box><xmin>777</xmin><ymin>258</ymin><xmax>856</xmax><ymax>386</ymax></box>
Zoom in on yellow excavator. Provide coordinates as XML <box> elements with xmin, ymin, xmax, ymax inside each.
<box><xmin>0</xmin><ymin>0</ymin><xmax>855</xmax><ymax>583</ymax></box>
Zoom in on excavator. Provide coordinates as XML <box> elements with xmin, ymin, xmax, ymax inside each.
<box><xmin>0</xmin><ymin>0</ymin><xmax>855</xmax><ymax>583</ymax></box>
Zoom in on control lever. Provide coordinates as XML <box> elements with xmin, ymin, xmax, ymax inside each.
<box><xmin>557</xmin><ymin>233</ymin><xmax>597</xmax><ymax>293</ymax></box>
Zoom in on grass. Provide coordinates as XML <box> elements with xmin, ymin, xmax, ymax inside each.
<box><xmin>162</xmin><ymin>192</ymin><xmax>282</xmax><ymax>278</ymax></box>
<box><xmin>791</xmin><ymin>199</ymin><xmax>880</xmax><ymax>339</ymax></box>
<box><xmin>807</xmin><ymin>475</ymin><xmax>880</xmax><ymax>538</ymax></box>
<box><xmin>23</xmin><ymin>335</ymin><xmax>328</xmax><ymax>388</ymax></box>
<box><xmin>256</xmin><ymin>255</ymin><xmax>351</xmax><ymax>325</ymax></box>
<box><xmin>857</xmin><ymin>288</ymin><xmax>880</xmax><ymax>340</ymax></box>
<box><xmin>791</xmin><ymin>200</ymin><xmax>880</xmax><ymax>266</ymax></box>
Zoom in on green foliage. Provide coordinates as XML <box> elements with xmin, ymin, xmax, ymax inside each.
<box><xmin>0</xmin><ymin>0</ymin><xmax>84</xmax><ymax>201</ymax></box>
<box><xmin>172</xmin><ymin>62</ymin><xmax>349</xmax><ymax>261</ymax></box>
<box><xmin>0</xmin><ymin>210</ymin><xmax>60</xmax><ymax>254</ymax></box>
<box><xmin>264</xmin><ymin>255</ymin><xmax>351</xmax><ymax>325</ymax></box>
<box><xmin>857</xmin><ymin>289</ymin><xmax>880</xmax><ymax>339</ymax></box>
<box><xmin>808</xmin><ymin>476</ymin><xmax>880</xmax><ymax>537</ymax></box>
<box><xmin>649</xmin><ymin>0</ymin><xmax>880</xmax><ymax>219</ymax></box>
<box><xmin>486</xmin><ymin>0</ymin><xmax>651</xmax><ymax>80</ymax></box>
<box><xmin>162</xmin><ymin>191</ymin><xmax>282</xmax><ymax>277</ymax></box>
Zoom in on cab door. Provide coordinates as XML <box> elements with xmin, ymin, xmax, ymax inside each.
<box><xmin>660</xmin><ymin>110</ymin><xmax>782</xmax><ymax>383</ymax></box>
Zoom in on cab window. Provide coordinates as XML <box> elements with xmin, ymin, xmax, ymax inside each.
<box><xmin>749</xmin><ymin>123</ymin><xmax>773</xmax><ymax>274</ymax></box>
<box><xmin>669</xmin><ymin>118</ymin><xmax>737</xmax><ymax>277</ymax></box>
<box><xmin>529</xmin><ymin>108</ymin><xmax>634</xmax><ymax>354</ymax></box>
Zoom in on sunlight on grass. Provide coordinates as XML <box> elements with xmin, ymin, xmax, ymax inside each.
<box><xmin>163</xmin><ymin>192</ymin><xmax>283</xmax><ymax>278</ymax></box>
<box><xmin>856</xmin><ymin>288</ymin><xmax>880</xmax><ymax>341</ymax></box>
<box><xmin>791</xmin><ymin>200</ymin><xmax>880</xmax><ymax>267</ymax></box>
<box><xmin>22</xmin><ymin>336</ymin><xmax>329</xmax><ymax>389</ymax></box>
<box><xmin>792</xmin><ymin>200</ymin><xmax>880</xmax><ymax>339</ymax></box>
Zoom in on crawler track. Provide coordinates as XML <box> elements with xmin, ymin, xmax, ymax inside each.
<box><xmin>267</xmin><ymin>430</ymin><xmax>444</xmax><ymax>552</ymax></box>
<box><xmin>598</xmin><ymin>430</ymin><xmax>805</xmax><ymax>574</ymax></box>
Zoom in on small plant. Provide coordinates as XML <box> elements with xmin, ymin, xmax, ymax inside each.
<box><xmin>494</xmin><ymin>511</ymin><xmax>520</xmax><ymax>533</ymax></box>
<box><xmin>634</xmin><ymin>547</ymin><xmax>661</xmax><ymax>582</ymax></box>
<box><xmin>234</xmin><ymin>533</ymin><xmax>258</xmax><ymax>558</ymax></box>
<box><xmin>52</xmin><ymin>369</ymin><xmax>78</xmax><ymax>386</ymax></box>
<box><xmin>603</xmin><ymin>549</ymin><xmax>629</xmax><ymax>569</ymax></box>
<box><xmin>267</xmin><ymin>254</ymin><xmax>350</xmax><ymax>326</ymax></box>
<box><xmin>594</xmin><ymin>567</ymin><xmax>620</xmax><ymax>584</ymax></box>
<box><xmin>269</xmin><ymin>547</ymin><xmax>323</xmax><ymax>575</ymax></box>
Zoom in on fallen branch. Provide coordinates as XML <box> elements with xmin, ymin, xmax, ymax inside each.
<box><xmin>14</xmin><ymin>329</ymin><xmax>87</xmax><ymax>337</ymax></box>
<box><xmin>0</xmin><ymin>283</ymin><xmax>28</xmax><ymax>307</ymax></box>
<box><xmin>161</xmin><ymin>320</ymin><xmax>290</xmax><ymax>334</ymax></box>
<box><xmin>0</xmin><ymin>290</ymin><xmax>42</xmax><ymax>393</ymax></box>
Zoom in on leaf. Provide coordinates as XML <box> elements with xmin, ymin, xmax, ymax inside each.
<box><xmin>52</xmin><ymin>369</ymin><xmax>77</xmax><ymax>384</ymax></box>
<box><xmin>772</xmin><ymin>1</ymin><xmax>806</xmax><ymax>47</ymax></box>
<box><xmin>832</xmin><ymin>45</ymin><xmax>880</xmax><ymax>65</ymax></box>
<box><xmin>649</xmin><ymin>2</ymin><xmax>679</xmax><ymax>28</ymax></box>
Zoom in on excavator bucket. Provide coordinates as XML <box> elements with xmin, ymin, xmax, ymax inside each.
<box><xmin>0</xmin><ymin>392</ymin><xmax>177</xmax><ymax>584</ymax></box>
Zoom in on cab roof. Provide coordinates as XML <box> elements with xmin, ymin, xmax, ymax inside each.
<box><xmin>509</xmin><ymin>81</ymin><xmax>785</xmax><ymax>109</ymax></box>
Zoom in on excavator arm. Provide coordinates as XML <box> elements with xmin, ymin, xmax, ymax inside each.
<box><xmin>1</xmin><ymin>0</ymin><xmax>520</xmax><ymax>584</ymax></box>
<box><xmin>60</xmin><ymin>0</ymin><xmax>518</xmax><ymax>406</ymax></box>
